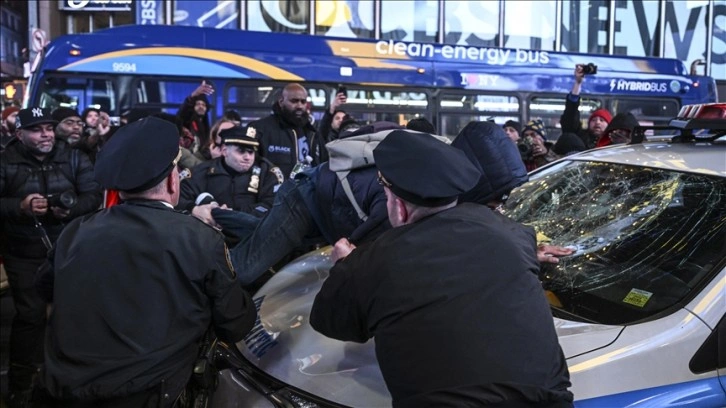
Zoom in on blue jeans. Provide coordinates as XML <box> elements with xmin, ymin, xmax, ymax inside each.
<box><xmin>214</xmin><ymin>175</ymin><xmax>321</xmax><ymax>286</ymax></box>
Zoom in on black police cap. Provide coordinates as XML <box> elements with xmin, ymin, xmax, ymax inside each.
<box><xmin>373</xmin><ymin>130</ymin><xmax>481</xmax><ymax>207</ymax></box>
<box><xmin>15</xmin><ymin>107</ymin><xmax>57</xmax><ymax>130</ymax></box>
<box><xmin>95</xmin><ymin>116</ymin><xmax>181</xmax><ymax>193</ymax></box>
<box><xmin>219</xmin><ymin>126</ymin><xmax>259</xmax><ymax>149</ymax></box>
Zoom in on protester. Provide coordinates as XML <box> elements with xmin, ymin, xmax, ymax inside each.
<box><xmin>405</xmin><ymin>117</ymin><xmax>436</xmax><ymax>134</ymax></box>
<box><xmin>51</xmin><ymin>107</ymin><xmax>84</xmax><ymax>145</ymax></box>
<box><xmin>452</xmin><ymin>121</ymin><xmax>574</xmax><ymax>264</ymax></box>
<box><xmin>502</xmin><ymin>119</ymin><xmax>521</xmax><ymax>142</ymax></box>
<box><xmin>560</xmin><ymin>64</ymin><xmax>612</xmax><ymax>150</ymax></box>
<box><xmin>247</xmin><ymin>83</ymin><xmax>327</xmax><ymax>178</ymax></box>
<box><xmin>32</xmin><ymin>117</ymin><xmax>256</xmax><ymax>407</ymax></box>
<box><xmin>595</xmin><ymin>112</ymin><xmax>639</xmax><ymax>147</ymax></box>
<box><xmin>177</xmin><ymin>80</ymin><xmax>213</xmax><ymax>152</ymax></box>
<box><xmin>0</xmin><ymin>107</ymin><xmax>101</xmax><ymax>406</ymax></box>
<box><xmin>520</xmin><ymin>119</ymin><xmax>558</xmax><ymax>171</ymax></box>
<box><xmin>318</xmin><ymin>90</ymin><xmax>348</xmax><ymax>142</ymax></box>
<box><xmin>1</xmin><ymin>106</ymin><xmax>20</xmax><ymax>152</ymax></box>
<box><xmin>205</xmin><ymin>122</ymin><xmax>399</xmax><ymax>286</ymax></box>
<box><xmin>310</xmin><ymin>130</ymin><xmax>574</xmax><ymax>407</ymax></box>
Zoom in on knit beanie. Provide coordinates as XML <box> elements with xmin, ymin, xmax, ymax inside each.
<box><xmin>503</xmin><ymin>120</ymin><xmax>521</xmax><ymax>134</ymax></box>
<box><xmin>589</xmin><ymin>108</ymin><xmax>612</xmax><ymax>125</ymax></box>
<box><xmin>51</xmin><ymin>107</ymin><xmax>81</xmax><ymax>123</ymax></box>
<box><xmin>522</xmin><ymin>119</ymin><xmax>547</xmax><ymax>140</ymax></box>
<box><xmin>1</xmin><ymin>106</ymin><xmax>20</xmax><ymax>121</ymax></box>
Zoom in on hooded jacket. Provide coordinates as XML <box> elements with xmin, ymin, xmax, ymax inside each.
<box><xmin>595</xmin><ymin>112</ymin><xmax>639</xmax><ymax>147</ymax></box>
<box><xmin>247</xmin><ymin>102</ymin><xmax>327</xmax><ymax>179</ymax></box>
<box><xmin>451</xmin><ymin>121</ymin><xmax>528</xmax><ymax>205</ymax></box>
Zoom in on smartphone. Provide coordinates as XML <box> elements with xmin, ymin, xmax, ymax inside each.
<box><xmin>337</xmin><ymin>85</ymin><xmax>348</xmax><ymax>97</ymax></box>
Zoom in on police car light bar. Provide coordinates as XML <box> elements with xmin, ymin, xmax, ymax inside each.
<box><xmin>670</xmin><ymin>103</ymin><xmax>726</xmax><ymax>131</ymax></box>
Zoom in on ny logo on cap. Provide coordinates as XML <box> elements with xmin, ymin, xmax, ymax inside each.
<box><xmin>32</xmin><ymin>108</ymin><xmax>43</xmax><ymax>117</ymax></box>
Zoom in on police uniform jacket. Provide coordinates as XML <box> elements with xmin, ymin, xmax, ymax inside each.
<box><xmin>40</xmin><ymin>200</ymin><xmax>256</xmax><ymax>401</ymax></box>
<box><xmin>311</xmin><ymin>203</ymin><xmax>573</xmax><ymax>407</ymax></box>
<box><xmin>248</xmin><ymin>103</ymin><xmax>328</xmax><ymax>178</ymax></box>
<box><xmin>178</xmin><ymin>157</ymin><xmax>278</xmax><ymax>217</ymax></box>
<box><xmin>0</xmin><ymin>138</ymin><xmax>102</xmax><ymax>259</ymax></box>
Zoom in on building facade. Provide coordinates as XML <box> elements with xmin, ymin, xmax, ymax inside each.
<box><xmin>14</xmin><ymin>1</ymin><xmax>726</xmax><ymax>83</ymax></box>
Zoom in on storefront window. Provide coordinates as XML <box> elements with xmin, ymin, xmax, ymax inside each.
<box><xmin>561</xmin><ymin>0</ymin><xmax>609</xmax><ymax>54</ymax></box>
<box><xmin>504</xmin><ymin>1</ymin><xmax>556</xmax><ymax>50</ymax></box>
<box><xmin>247</xmin><ymin>0</ymin><xmax>310</xmax><ymax>33</ymax></box>
<box><xmin>380</xmin><ymin>0</ymin><xmax>438</xmax><ymax>43</ymax></box>
<box><xmin>444</xmin><ymin>1</ymin><xmax>499</xmax><ymax>46</ymax></box>
<box><xmin>315</xmin><ymin>0</ymin><xmax>373</xmax><ymax>38</ymax></box>
<box><xmin>173</xmin><ymin>0</ymin><xmax>239</xmax><ymax>29</ymax></box>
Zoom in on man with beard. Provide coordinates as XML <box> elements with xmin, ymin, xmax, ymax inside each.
<box><xmin>0</xmin><ymin>107</ymin><xmax>101</xmax><ymax>407</ymax></box>
<box><xmin>178</xmin><ymin>80</ymin><xmax>213</xmax><ymax>152</ymax></box>
<box><xmin>248</xmin><ymin>83</ymin><xmax>327</xmax><ymax>179</ymax></box>
<box><xmin>1</xmin><ymin>106</ymin><xmax>20</xmax><ymax>152</ymax></box>
<box><xmin>560</xmin><ymin>64</ymin><xmax>612</xmax><ymax>150</ymax></box>
<box><xmin>51</xmin><ymin>107</ymin><xmax>84</xmax><ymax>146</ymax></box>
<box><xmin>177</xmin><ymin>126</ymin><xmax>281</xmax><ymax>219</ymax></box>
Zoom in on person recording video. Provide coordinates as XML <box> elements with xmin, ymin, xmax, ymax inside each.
<box><xmin>557</xmin><ymin>64</ymin><xmax>612</xmax><ymax>154</ymax></box>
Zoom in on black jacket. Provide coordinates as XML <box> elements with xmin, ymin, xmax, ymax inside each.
<box><xmin>314</xmin><ymin>163</ymin><xmax>390</xmax><ymax>244</ymax></box>
<box><xmin>311</xmin><ymin>203</ymin><xmax>573</xmax><ymax>407</ymax></box>
<box><xmin>38</xmin><ymin>200</ymin><xmax>256</xmax><ymax>401</ymax></box>
<box><xmin>177</xmin><ymin>95</ymin><xmax>211</xmax><ymax>148</ymax></box>
<box><xmin>247</xmin><ymin>103</ymin><xmax>328</xmax><ymax>179</ymax></box>
<box><xmin>560</xmin><ymin>94</ymin><xmax>599</xmax><ymax>149</ymax></box>
<box><xmin>0</xmin><ymin>139</ymin><xmax>102</xmax><ymax>258</ymax></box>
<box><xmin>178</xmin><ymin>157</ymin><xmax>280</xmax><ymax>217</ymax></box>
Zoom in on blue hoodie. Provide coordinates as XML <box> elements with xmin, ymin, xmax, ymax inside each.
<box><xmin>451</xmin><ymin>121</ymin><xmax>528</xmax><ymax>205</ymax></box>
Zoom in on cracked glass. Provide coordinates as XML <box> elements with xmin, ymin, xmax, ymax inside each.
<box><xmin>506</xmin><ymin>160</ymin><xmax>726</xmax><ymax>325</ymax></box>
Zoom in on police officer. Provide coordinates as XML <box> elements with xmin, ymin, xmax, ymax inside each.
<box><xmin>310</xmin><ymin>130</ymin><xmax>574</xmax><ymax>407</ymax></box>
<box><xmin>33</xmin><ymin>117</ymin><xmax>256</xmax><ymax>407</ymax></box>
<box><xmin>177</xmin><ymin>125</ymin><xmax>283</xmax><ymax>220</ymax></box>
<box><xmin>0</xmin><ymin>107</ymin><xmax>101</xmax><ymax>407</ymax></box>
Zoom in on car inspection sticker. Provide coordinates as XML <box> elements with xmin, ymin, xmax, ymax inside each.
<box><xmin>622</xmin><ymin>288</ymin><xmax>653</xmax><ymax>307</ymax></box>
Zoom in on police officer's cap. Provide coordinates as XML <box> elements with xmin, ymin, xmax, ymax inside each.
<box><xmin>373</xmin><ymin>130</ymin><xmax>481</xmax><ymax>207</ymax></box>
<box><xmin>95</xmin><ymin>116</ymin><xmax>182</xmax><ymax>193</ymax></box>
<box><xmin>220</xmin><ymin>126</ymin><xmax>259</xmax><ymax>150</ymax></box>
<box><xmin>15</xmin><ymin>107</ymin><xmax>57</xmax><ymax>130</ymax></box>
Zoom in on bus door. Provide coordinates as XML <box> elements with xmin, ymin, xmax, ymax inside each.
<box><xmin>35</xmin><ymin>74</ymin><xmax>122</xmax><ymax>116</ymax></box>
<box><xmin>437</xmin><ymin>92</ymin><xmax>521</xmax><ymax>140</ymax></box>
<box><xmin>527</xmin><ymin>94</ymin><xmax>603</xmax><ymax>141</ymax></box>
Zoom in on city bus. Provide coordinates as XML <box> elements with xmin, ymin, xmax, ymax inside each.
<box><xmin>26</xmin><ymin>24</ymin><xmax>718</xmax><ymax>139</ymax></box>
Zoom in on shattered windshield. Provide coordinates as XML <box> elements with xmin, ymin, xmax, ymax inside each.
<box><xmin>506</xmin><ymin>161</ymin><xmax>726</xmax><ymax>325</ymax></box>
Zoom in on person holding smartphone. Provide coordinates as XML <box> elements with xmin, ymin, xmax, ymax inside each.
<box><xmin>318</xmin><ymin>85</ymin><xmax>349</xmax><ymax>142</ymax></box>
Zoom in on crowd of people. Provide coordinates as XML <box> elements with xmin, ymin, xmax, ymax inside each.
<box><xmin>0</xmin><ymin>64</ymin><xmax>642</xmax><ymax>407</ymax></box>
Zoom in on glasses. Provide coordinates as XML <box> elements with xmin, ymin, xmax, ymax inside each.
<box><xmin>377</xmin><ymin>172</ymin><xmax>392</xmax><ymax>188</ymax></box>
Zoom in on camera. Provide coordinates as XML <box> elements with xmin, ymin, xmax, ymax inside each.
<box><xmin>517</xmin><ymin>136</ymin><xmax>535</xmax><ymax>161</ymax></box>
<box><xmin>581</xmin><ymin>63</ymin><xmax>598</xmax><ymax>75</ymax></box>
<box><xmin>47</xmin><ymin>190</ymin><xmax>78</xmax><ymax>210</ymax></box>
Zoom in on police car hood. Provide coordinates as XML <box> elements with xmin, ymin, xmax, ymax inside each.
<box><xmin>235</xmin><ymin>247</ymin><xmax>623</xmax><ymax>406</ymax></box>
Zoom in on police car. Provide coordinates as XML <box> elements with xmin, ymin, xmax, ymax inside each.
<box><xmin>211</xmin><ymin>104</ymin><xmax>726</xmax><ymax>407</ymax></box>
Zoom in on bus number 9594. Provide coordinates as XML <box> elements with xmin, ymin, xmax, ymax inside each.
<box><xmin>112</xmin><ymin>62</ymin><xmax>137</xmax><ymax>73</ymax></box>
